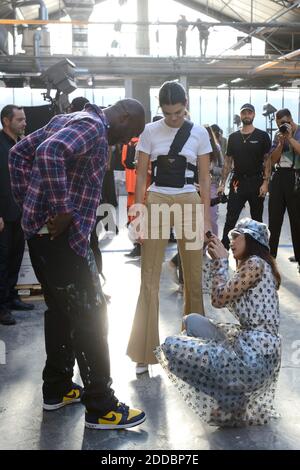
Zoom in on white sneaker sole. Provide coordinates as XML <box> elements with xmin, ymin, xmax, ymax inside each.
<box><xmin>85</xmin><ymin>415</ymin><xmax>146</xmax><ymax>430</ymax></box>
<box><xmin>43</xmin><ymin>398</ymin><xmax>81</xmax><ymax>411</ymax></box>
<box><xmin>136</xmin><ymin>365</ymin><xmax>149</xmax><ymax>375</ymax></box>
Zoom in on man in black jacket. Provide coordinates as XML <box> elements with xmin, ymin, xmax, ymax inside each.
<box><xmin>0</xmin><ymin>105</ymin><xmax>34</xmax><ymax>325</ymax></box>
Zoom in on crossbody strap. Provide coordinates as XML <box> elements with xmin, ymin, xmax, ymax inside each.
<box><xmin>168</xmin><ymin>120</ymin><xmax>193</xmax><ymax>156</ymax></box>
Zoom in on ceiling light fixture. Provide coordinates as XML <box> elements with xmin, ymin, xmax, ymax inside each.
<box><xmin>230</xmin><ymin>78</ymin><xmax>244</xmax><ymax>83</ymax></box>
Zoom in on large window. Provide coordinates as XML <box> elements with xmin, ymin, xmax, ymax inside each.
<box><xmin>2</xmin><ymin>86</ymin><xmax>299</xmax><ymax>137</ymax></box>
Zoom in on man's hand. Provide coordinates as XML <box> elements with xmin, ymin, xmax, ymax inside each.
<box><xmin>47</xmin><ymin>213</ymin><xmax>73</xmax><ymax>240</ymax></box>
<box><xmin>259</xmin><ymin>180</ymin><xmax>269</xmax><ymax>198</ymax></box>
<box><xmin>0</xmin><ymin>217</ymin><xmax>4</xmax><ymax>232</ymax></box>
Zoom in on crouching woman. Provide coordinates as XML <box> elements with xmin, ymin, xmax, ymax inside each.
<box><xmin>155</xmin><ymin>218</ymin><xmax>281</xmax><ymax>427</ymax></box>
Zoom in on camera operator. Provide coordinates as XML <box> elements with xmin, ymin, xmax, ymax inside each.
<box><xmin>268</xmin><ymin>108</ymin><xmax>300</xmax><ymax>274</ymax></box>
<box><xmin>218</xmin><ymin>104</ymin><xmax>271</xmax><ymax>249</ymax></box>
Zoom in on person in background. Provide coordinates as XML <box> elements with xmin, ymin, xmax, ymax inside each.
<box><xmin>268</xmin><ymin>108</ymin><xmax>300</xmax><ymax>274</ymax></box>
<box><xmin>218</xmin><ymin>104</ymin><xmax>271</xmax><ymax>249</ymax></box>
<box><xmin>9</xmin><ymin>99</ymin><xmax>147</xmax><ymax>430</ymax></box>
<box><xmin>68</xmin><ymin>96</ymin><xmax>89</xmax><ymax>113</ymax></box>
<box><xmin>122</xmin><ymin>137</ymin><xmax>141</xmax><ymax>259</ymax></box>
<box><xmin>176</xmin><ymin>15</ymin><xmax>189</xmax><ymax>57</ymax></box>
<box><xmin>211</xmin><ymin>124</ymin><xmax>227</xmax><ymax>157</ymax></box>
<box><xmin>205</xmin><ymin>125</ymin><xmax>224</xmax><ymax>236</ymax></box>
<box><xmin>191</xmin><ymin>18</ymin><xmax>210</xmax><ymax>57</ymax></box>
<box><xmin>0</xmin><ymin>105</ymin><xmax>34</xmax><ymax>326</ymax></box>
<box><xmin>156</xmin><ymin>218</ymin><xmax>281</xmax><ymax>428</ymax></box>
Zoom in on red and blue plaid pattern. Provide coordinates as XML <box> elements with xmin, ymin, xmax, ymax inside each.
<box><xmin>9</xmin><ymin>104</ymin><xmax>109</xmax><ymax>257</ymax></box>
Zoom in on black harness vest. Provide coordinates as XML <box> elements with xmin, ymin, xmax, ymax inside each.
<box><xmin>151</xmin><ymin>121</ymin><xmax>198</xmax><ymax>188</ymax></box>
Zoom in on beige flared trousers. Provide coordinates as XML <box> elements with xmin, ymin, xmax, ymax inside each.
<box><xmin>127</xmin><ymin>191</ymin><xmax>205</xmax><ymax>364</ymax></box>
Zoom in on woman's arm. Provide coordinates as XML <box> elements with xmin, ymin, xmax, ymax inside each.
<box><xmin>211</xmin><ymin>257</ymin><xmax>264</xmax><ymax>308</ymax></box>
<box><xmin>128</xmin><ymin>151</ymin><xmax>150</xmax><ymax>244</ymax></box>
<box><xmin>134</xmin><ymin>151</ymin><xmax>150</xmax><ymax>205</ymax></box>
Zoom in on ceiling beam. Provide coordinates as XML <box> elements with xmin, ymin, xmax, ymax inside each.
<box><xmin>215</xmin><ymin>0</ymin><xmax>300</xmax><ymax>56</ymax></box>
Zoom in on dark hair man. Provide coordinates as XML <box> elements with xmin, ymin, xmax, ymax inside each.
<box><xmin>218</xmin><ymin>103</ymin><xmax>272</xmax><ymax>249</ymax></box>
<box><xmin>268</xmin><ymin>108</ymin><xmax>300</xmax><ymax>273</ymax></box>
<box><xmin>9</xmin><ymin>99</ymin><xmax>146</xmax><ymax>429</ymax></box>
<box><xmin>0</xmin><ymin>105</ymin><xmax>34</xmax><ymax>326</ymax></box>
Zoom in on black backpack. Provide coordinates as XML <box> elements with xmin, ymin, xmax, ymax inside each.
<box><xmin>124</xmin><ymin>140</ymin><xmax>137</xmax><ymax>170</ymax></box>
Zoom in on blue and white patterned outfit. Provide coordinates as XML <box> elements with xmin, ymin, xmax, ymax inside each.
<box><xmin>155</xmin><ymin>255</ymin><xmax>281</xmax><ymax>427</ymax></box>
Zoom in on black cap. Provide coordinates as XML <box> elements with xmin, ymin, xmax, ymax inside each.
<box><xmin>240</xmin><ymin>103</ymin><xmax>255</xmax><ymax>113</ymax></box>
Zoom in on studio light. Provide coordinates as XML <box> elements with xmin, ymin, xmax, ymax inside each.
<box><xmin>262</xmin><ymin>103</ymin><xmax>277</xmax><ymax>117</ymax></box>
<box><xmin>233</xmin><ymin>114</ymin><xmax>241</xmax><ymax>126</ymax></box>
<box><xmin>262</xmin><ymin>103</ymin><xmax>277</xmax><ymax>140</ymax></box>
<box><xmin>42</xmin><ymin>58</ymin><xmax>77</xmax><ymax>95</ymax></box>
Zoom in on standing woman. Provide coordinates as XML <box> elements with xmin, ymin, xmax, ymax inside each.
<box><xmin>156</xmin><ymin>218</ymin><xmax>281</xmax><ymax>427</ymax></box>
<box><xmin>127</xmin><ymin>81</ymin><xmax>212</xmax><ymax>373</ymax></box>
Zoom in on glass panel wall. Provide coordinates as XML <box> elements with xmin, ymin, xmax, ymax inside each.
<box><xmin>2</xmin><ymin>85</ymin><xmax>299</xmax><ymax>138</ymax></box>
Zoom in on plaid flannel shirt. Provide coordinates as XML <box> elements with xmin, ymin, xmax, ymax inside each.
<box><xmin>9</xmin><ymin>104</ymin><xmax>109</xmax><ymax>257</ymax></box>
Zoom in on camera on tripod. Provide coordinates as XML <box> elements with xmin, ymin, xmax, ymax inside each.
<box><xmin>279</xmin><ymin>123</ymin><xmax>289</xmax><ymax>134</ymax></box>
<box><xmin>210</xmin><ymin>193</ymin><xmax>228</xmax><ymax>207</ymax></box>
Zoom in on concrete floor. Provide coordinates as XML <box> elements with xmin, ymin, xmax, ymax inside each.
<box><xmin>0</xmin><ymin>196</ymin><xmax>300</xmax><ymax>450</ymax></box>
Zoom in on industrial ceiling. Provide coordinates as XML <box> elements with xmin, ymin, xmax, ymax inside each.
<box><xmin>0</xmin><ymin>0</ymin><xmax>299</xmax><ymax>89</ymax></box>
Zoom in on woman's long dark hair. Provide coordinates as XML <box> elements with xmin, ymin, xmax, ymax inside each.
<box><xmin>240</xmin><ymin>234</ymin><xmax>281</xmax><ymax>289</ymax></box>
<box><xmin>205</xmin><ymin>125</ymin><xmax>222</xmax><ymax>165</ymax></box>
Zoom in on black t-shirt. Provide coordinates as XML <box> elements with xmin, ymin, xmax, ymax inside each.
<box><xmin>0</xmin><ymin>130</ymin><xmax>21</xmax><ymax>221</ymax></box>
<box><xmin>226</xmin><ymin>128</ymin><xmax>271</xmax><ymax>176</ymax></box>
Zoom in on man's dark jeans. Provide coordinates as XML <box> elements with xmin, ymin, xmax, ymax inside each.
<box><xmin>269</xmin><ymin>168</ymin><xmax>300</xmax><ymax>262</ymax></box>
<box><xmin>28</xmin><ymin>231</ymin><xmax>117</xmax><ymax>414</ymax></box>
<box><xmin>222</xmin><ymin>175</ymin><xmax>264</xmax><ymax>249</ymax></box>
